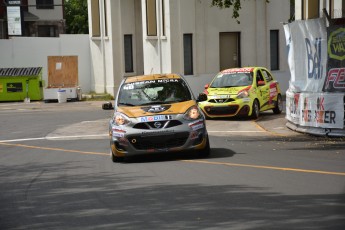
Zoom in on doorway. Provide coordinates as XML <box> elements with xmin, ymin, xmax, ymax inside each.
<box><xmin>219</xmin><ymin>32</ymin><xmax>241</xmax><ymax>71</ymax></box>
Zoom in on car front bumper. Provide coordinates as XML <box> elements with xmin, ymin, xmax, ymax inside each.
<box><xmin>110</xmin><ymin>116</ymin><xmax>208</xmax><ymax>157</ymax></box>
<box><xmin>199</xmin><ymin>99</ymin><xmax>252</xmax><ymax>118</ymax></box>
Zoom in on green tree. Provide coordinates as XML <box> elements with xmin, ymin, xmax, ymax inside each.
<box><xmin>65</xmin><ymin>0</ymin><xmax>89</xmax><ymax>34</ymax></box>
<box><xmin>211</xmin><ymin>0</ymin><xmax>270</xmax><ymax>24</ymax></box>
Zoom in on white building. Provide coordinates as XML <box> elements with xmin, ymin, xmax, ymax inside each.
<box><xmin>88</xmin><ymin>0</ymin><xmax>291</xmax><ymax>96</ymax></box>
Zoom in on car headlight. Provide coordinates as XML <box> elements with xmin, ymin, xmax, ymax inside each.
<box><xmin>113</xmin><ymin>112</ymin><xmax>131</xmax><ymax>126</ymax></box>
<box><xmin>184</xmin><ymin>106</ymin><xmax>202</xmax><ymax>120</ymax></box>
<box><xmin>237</xmin><ymin>86</ymin><xmax>251</xmax><ymax>99</ymax></box>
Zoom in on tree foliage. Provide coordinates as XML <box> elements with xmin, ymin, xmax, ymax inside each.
<box><xmin>211</xmin><ymin>0</ymin><xmax>270</xmax><ymax>24</ymax></box>
<box><xmin>65</xmin><ymin>0</ymin><xmax>89</xmax><ymax>34</ymax></box>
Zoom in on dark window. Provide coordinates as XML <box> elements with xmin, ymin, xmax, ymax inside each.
<box><xmin>36</xmin><ymin>0</ymin><xmax>54</xmax><ymax>9</ymax></box>
<box><xmin>161</xmin><ymin>0</ymin><xmax>165</xmax><ymax>36</ymax></box>
<box><xmin>124</xmin><ymin>35</ymin><xmax>134</xmax><ymax>73</ymax></box>
<box><xmin>104</xmin><ymin>0</ymin><xmax>108</xmax><ymax>36</ymax></box>
<box><xmin>183</xmin><ymin>34</ymin><xmax>193</xmax><ymax>75</ymax></box>
<box><xmin>37</xmin><ymin>25</ymin><xmax>56</xmax><ymax>37</ymax></box>
<box><xmin>270</xmin><ymin>30</ymin><xmax>279</xmax><ymax>70</ymax></box>
<box><xmin>262</xmin><ymin>70</ymin><xmax>274</xmax><ymax>82</ymax></box>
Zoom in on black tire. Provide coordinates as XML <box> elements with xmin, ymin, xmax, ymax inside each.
<box><xmin>197</xmin><ymin>136</ymin><xmax>210</xmax><ymax>158</ymax></box>
<box><xmin>273</xmin><ymin>94</ymin><xmax>283</xmax><ymax>114</ymax></box>
<box><xmin>251</xmin><ymin>99</ymin><xmax>260</xmax><ymax>119</ymax></box>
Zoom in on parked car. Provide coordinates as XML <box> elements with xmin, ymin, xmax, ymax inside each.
<box><xmin>104</xmin><ymin>73</ymin><xmax>210</xmax><ymax>162</ymax></box>
<box><xmin>198</xmin><ymin>67</ymin><xmax>283</xmax><ymax>119</ymax></box>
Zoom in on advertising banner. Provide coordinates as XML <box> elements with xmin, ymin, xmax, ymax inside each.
<box><xmin>323</xmin><ymin>25</ymin><xmax>345</xmax><ymax>92</ymax></box>
<box><xmin>284</xmin><ymin>19</ymin><xmax>327</xmax><ymax>93</ymax></box>
<box><xmin>285</xmin><ymin>90</ymin><xmax>300</xmax><ymax>124</ymax></box>
<box><xmin>287</xmin><ymin>92</ymin><xmax>344</xmax><ymax>129</ymax></box>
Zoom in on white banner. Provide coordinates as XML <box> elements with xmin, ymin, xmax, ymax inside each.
<box><xmin>286</xmin><ymin>91</ymin><xmax>344</xmax><ymax>129</ymax></box>
<box><xmin>285</xmin><ymin>90</ymin><xmax>300</xmax><ymax>124</ymax></box>
<box><xmin>284</xmin><ymin>18</ymin><xmax>327</xmax><ymax>93</ymax></box>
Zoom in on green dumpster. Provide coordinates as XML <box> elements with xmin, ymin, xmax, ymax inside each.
<box><xmin>0</xmin><ymin>67</ymin><xmax>44</xmax><ymax>102</ymax></box>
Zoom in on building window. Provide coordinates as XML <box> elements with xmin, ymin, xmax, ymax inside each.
<box><xmin>91</xmin><ymin>0</ymin><xmax>100</xmax><ymax>37</ymax></box>
<box><xmin>302</xmin><ymin>0</ymin><xmax>320</xmax><ymax>19</ymax></box>
<box><xmin>124</xmin><ymin>35</ymin><xmax>134</xmax><ymax>73</ymax></box>
<box><xmin>161</xmin><ymin>0</ymin><xmax>165</xmax><ymax>36</ymax></box>
<box><xmin>183</xmin><ymin>34</ymin><xmax>193</xmax><ymax>75</ymax></box>
<box><xmin>36</xmin><ymin>0</ymin><xmax>54</xmax><ymax>9</ymax></box>
<box><xmin>38</xmin><ymin>25</ymin><xmax>56</xmax><ymax>37</ymax></box>
<box><xmin>104</xmin><ymin>0</ymin><xmax>108</xmax><ymax>37</ymax></box>
<box><xmin>270</xmin><ymin>30</ymin><xmax>279</xmax><ymax>71</ymax></box>
<box><xmin>146</xmin><ymin>0</ymin><xmax>157</xmax><ymax>36</ymax></box>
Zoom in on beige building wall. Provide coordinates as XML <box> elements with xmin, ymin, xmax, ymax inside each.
<box><xmin>90</xmin><ymin>0</ymin><xmax>291</xmax><ymax>96</ymax></box>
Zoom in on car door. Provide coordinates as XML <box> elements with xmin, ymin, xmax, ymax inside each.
<box><xmin>255</xmin><ymin>68</ymin><xmax>270</xmax><ymax>111</ymax></box>
<box><xmin>261</xmin><ymin>69</ymin><xmax>278</xmax><ymax>109</ymax></box>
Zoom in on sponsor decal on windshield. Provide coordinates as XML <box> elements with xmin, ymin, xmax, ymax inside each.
<box><xmin>123</xmin><ymin>79</ymin><xmax>180</xmax><ymax>90</ymax></box>
<box><xmin>222</xmin><ymin>68</ymin><xmax>254</xmax><ymax>74</ymax></box>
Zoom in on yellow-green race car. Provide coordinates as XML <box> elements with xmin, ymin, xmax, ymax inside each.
<box><xmin>198</xmin><ymin>67</ymin><xmax>283</xmax><ymax>119</ymax></box>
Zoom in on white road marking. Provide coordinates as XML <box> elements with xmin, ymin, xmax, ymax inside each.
<box><xmin>208</xmin><ymin>130</ymin><xmax>265</xmax><ymax>133</ymax></box>
<box><xmin>0</xmin><ymin>130</ymin><xmax>266</xmax><ymax>143</ymax></box>
<box><xmin>0</xmin><ymin>134</ymin><xmax>109</xmax><ymax>143</ymax></box>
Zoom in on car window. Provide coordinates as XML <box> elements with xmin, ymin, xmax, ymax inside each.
<box><xmin>210</xmin><ymin>72</ymin><xmax>253</xmax><ymax>88</ymax></box>
<box><xmin>262</xmin><ymin>70</ymin><xmax>273</xmax><ymax>82</ymax></box>
<box><xmin>256</xmin><ymin>70</ymin><xmax>265</xmax><ymax>86</ymax></box>
<box><xmin>118</xmin><ymin>79</ymin><xmax>192</xmax><ymax>106</ymax></box>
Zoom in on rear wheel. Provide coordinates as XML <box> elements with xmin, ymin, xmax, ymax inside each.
<box><xmin>273</xmin><ymin>94</ymin><xmax>283</xmax><ymax>114</ymax></box>
<box><xmin>197</xmin><ymin>136</ymin><xmax>210</xmax><ymax>158</ymax></box>
<box><xmin>251</xmin><ymin>99</ymin><xmax>260</xmax><ymax>119</ymax></box>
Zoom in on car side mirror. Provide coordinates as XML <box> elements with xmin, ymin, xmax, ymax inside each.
<box><xmin>102</xmin><ymin>102</ymin><xmax>113</xmax><ymax>110</ymax></box>
<box><xmin>197</xmin><ymin>93</ymin><xmax>208</xmax><ymax>102</ymax></box>
<box><xmin>257</xmin><ymin>80</ymin><xmax>265</xmax><ymax>86</ymax></box>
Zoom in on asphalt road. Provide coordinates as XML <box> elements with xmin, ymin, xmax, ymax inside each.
<box><xmin>0</xmin><ymin>101</ymin><xmax>344</xmax><ymax>230</ymax></box>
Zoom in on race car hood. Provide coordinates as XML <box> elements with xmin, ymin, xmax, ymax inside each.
<box><xmin>116</xmin><ymin>100</ymin><xmax>196</xmax><ymax>117</ymax></box>
<box><xmin>207</xmin><ymin>86</ymin><xmax>247</xmax><ymax>96</ymax></box>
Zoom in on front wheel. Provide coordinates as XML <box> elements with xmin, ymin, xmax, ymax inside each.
<box><xmin>197</xmin><ymin>136</ymin><xmax>210</xmax><ymax>158</ymax></box>
<box><xmin>110</xmin><ymin>149</ymin><xmax>124</xmax><ymax>163</ymax></box>
<box><xmin>273</xmin><ymin>94</ymin><xmax>283</xmax><ymax>114</ymax></box>
<box><xmin>251</xmin><ymin>99</ymin><xmax>260</xmax><ymax>119</ymax></box>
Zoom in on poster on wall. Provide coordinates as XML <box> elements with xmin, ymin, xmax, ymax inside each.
<box><xmin>299</xmin><ymin>93</ymin><xmax>344</xmax><ymax>129</ymax></box>
<box><xmin>7</xmin><ymin>6</ymin><xmax>22</xmax><ymax>36</ymax></box>
<box><xmin>283</xmin><ymin>18</ymin><xmax>327</xmax><ymax>93</ymax></box>
<box><xmin>323</xmin><ymin>25</ymin><xmax>345</xmax><ymax>92</ymax></box>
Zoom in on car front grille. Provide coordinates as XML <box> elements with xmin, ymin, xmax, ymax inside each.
<box><xmin>128</xmin><ymin>132</ymin><xmax>189</xmax><ymax>150</ymax></box>
<box><xmin>208</xmin><ymin>98</ymin><xmax>235</xmax><ymax>103</ymax></box>
<box><xmin>132</xmin><ymin>120</ymin><xmax>183</xmax><ymax>130</ymax></box>
<box><xmin>204</xmin><ymin>105</ymin><xmax>239</xmax><ymax>115</ymax></box>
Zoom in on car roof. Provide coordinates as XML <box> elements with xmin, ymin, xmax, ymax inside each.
<box><xmin>124</xmin><ymin>74</ymin><xmax>182</xmax><ymax>83</ymax></box>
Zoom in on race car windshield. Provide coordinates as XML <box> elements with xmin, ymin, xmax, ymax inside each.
<box><xmin>210</xmin><ymin>72</ymin><xmax>253</xmax><ymax>88</ymax></box>
<box><xmin>118</xmin><ymin>79</ymin><xmax>192</xmax><ymax>106</ymax></box>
